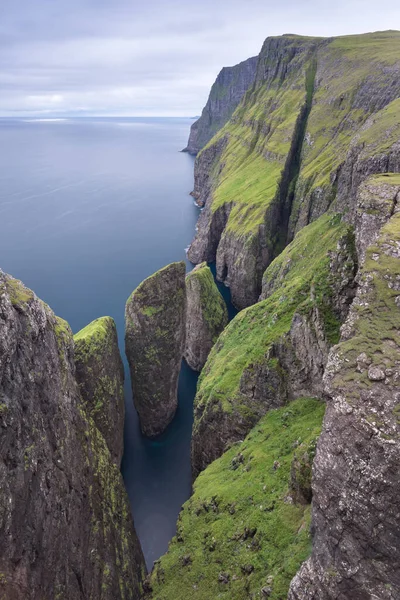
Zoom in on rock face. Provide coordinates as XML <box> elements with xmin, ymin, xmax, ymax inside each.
<box><xmin>74</xmin><ymin>316</ymin><xmax>125</xmax><ymax>466</ymax></box>
<box><xmin>125</xmin><ymin>262</ymin><xmax>186</xmax><ymax>437</ymax></box>
<box><xmin>288</xmin><ymin>174</ymin><xmax>400</xmax><ymax>600</ymax></box>
<box><xmin>191</xmin><ymin>213</ymin><xmax>357</xmax><ymax>478</ymax></box>
<box><xmin>184</xmin><ymin>263</ymin><xmax>228</xmax><ymax>371</ymax></box>
<box><xmin>0</xmin><ymin>271</ymin><xmax>145</xmax><ymax>600</ymax></box>
<box><xmin>187</xmin><ymin>31</ymin><xmax>400</xmax><ymax>309</ymax></box>
<box><xmin>183</xmin><ymin>57</ymin><xmax>258</xmax><ymax>155</ymax></box>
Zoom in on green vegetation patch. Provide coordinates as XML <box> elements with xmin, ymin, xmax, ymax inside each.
<box><xmin>74</xmin><ymin>316</ymin><xmax>114</xmax><ymax>362</ymax></box>
<box><xmin>195</xmin><ymin>213</ymin><xmax>353</xmax><ymax>419</ymax></box>
<box><xmin>186</xmin><ymin>263</ymin><xmax>228</xmax><ymax>338</ymax></box>
<box><xmin>1</xmin><ymin>276</ymin><xmax>34</xmax><ymax>308</ymax></box>
<box><xmin>149</xmin><ymin>398</ymin><xmax>325</xmax><ymax>600</ymax></box>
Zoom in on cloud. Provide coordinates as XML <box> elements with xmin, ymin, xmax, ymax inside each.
<box><xmin>0</xmin><ymin>0</ymin><xmax>399</xmax><ymax>116</ymax></box>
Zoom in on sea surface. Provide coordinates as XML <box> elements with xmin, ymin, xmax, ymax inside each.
<box><xmin>0</xmin><ymin>116</ymin><xmax>207</xmax><ymax>568</ymax></box>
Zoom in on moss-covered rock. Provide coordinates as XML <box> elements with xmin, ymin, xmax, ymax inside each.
<box><xmin>188</xmin><ymin>31</ymin><xmax>400</xmax><ymax>308</ymax></box>
<box><xmin>125</xmin><ymin>262</ymin><xmax>186</xmax><ymax>437</ymax></box>
<box><xmin>74</xmin><ymin>316</ymin><xmax>125</xmax><ymax>466</ymax></box>
<box><xmin>289</xmin><ymin>174</ymin><xmax>400</xmax><ymax>599</ymax></box>
<box><xmin>147</xmin><ymin>398</ymin><xmax>325</xmax><ymax>600</ymax></box>
<box><xmin>184</xmin><ymin>263</ymin><xmax>228</xmax><ymax>371</ymax></box>
<box><xmin>191</xmin><ymin>213</ymin><xmax>357</xmax><ymax>477</ymax></box>
<box><xmin>0</xmin><ymin>269</ymin><xmax>145</xmax><ymax>600</ymax></box>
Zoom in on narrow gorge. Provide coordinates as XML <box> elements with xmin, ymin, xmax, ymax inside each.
<box><xmin>0</xmin><ymin>28</ymin><xmax>399</xmax><ymax>600</ymax></box>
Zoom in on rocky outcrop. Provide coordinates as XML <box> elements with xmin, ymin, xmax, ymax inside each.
<box><xmin>288</xmin><ymin>174</ymin><xmax>400</xmax><ymax>600</ymax></box>
<box><xmin>188</xmin><ymin>31</ymin><xmax>400</xmax><ymax>309</ymax></box>
<box><xmin>125</xmin><ymin>262</ymin><xmax>186</xmax><ymax>437</ymax></box>
<box><xmin>74</xmin><ymin>316</ymin><xmax>125</xmax><ymax>466</ymax></box>
<box><xmin>184</xmin><ymin>263</ymin><xmax>228</xmax><ymax>371</ymax></box>
<box><xmin>0</xmin><ymin>271</ymin><xmax>145</xmax><ymax>600</ymax></box>
<box><xmin>183</xmin><ymin>57</ymin><xmax>258</xmax><ymax>155</ymax></box>
<box><xmin>191</xmin><ymin>213</ymin><xmax>357</xmax><ymax>478</ymax></box>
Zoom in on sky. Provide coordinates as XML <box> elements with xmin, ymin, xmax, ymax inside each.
<box><xmin>1</xmin><ymin>0</ymin><xmax>399</xmax><ymax>117</ymax></box>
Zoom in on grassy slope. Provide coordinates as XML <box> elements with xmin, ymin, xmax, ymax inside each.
<box><xmin>149</xmin><ymin>398</ymin><xmax>325</xmax><ymax>600</ymax></box>
<box><xmin>199</xmin><ymin>31</ymin><xmax>400</xmax><ymax>237</ymax></box>
<box><xmin>186</xmin><ymin>262</ymin><xmax>228</xmax><ymax>340</ymax></box>
<box><xmin>194</xmin><ymin>213</ymin><xmax>353</xmax><ymax>421</ymax></box>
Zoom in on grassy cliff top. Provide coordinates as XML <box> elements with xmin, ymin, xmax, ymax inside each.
<box><xmin>149</xmin><ymin>397</ymin><xmax>325</xmax><ymax>600</ymax></box>
<box><xmin>196</xmin><ymin>29</ymin><xmax>400</xmax><ymax>239</ymax></box>
<box><xmin>74</xmin><ymin>316</ymin><xmax>116</xmax><ymax>361</ymax></box>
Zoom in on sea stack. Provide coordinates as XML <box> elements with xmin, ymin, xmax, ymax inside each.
<box><xmin>184</xmin><ymin>262</ymin><xmax>228</xmax><ymax>371</ymax></box>
<box><xmin>125</xmin><ymin>262</ymin><xmax>186</xmax><ymax>436</ymax></box>
<box><xmin>74</xmin><ymin>316</ymin><xmax>125</xmax><ymax>466</ymax></box>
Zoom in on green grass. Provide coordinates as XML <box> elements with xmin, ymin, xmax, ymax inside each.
<box><xmin>74</xmin><ymin>317</ymin><xmax>115</xmax><ymax>362</ymax></box>
<box><xmin>186</xmin><ymin>263</ymin><xmax>228</xmax><ymax>336</ymax></box>
<box><xmin>149</xmin><ymin>398</ymin><xmax>325</xmax><ymax>600</ymax></box>
<box><xmin>194</xmin><ymin>213</ymin><xmax>354</xmax><ymax>421</ymax></box>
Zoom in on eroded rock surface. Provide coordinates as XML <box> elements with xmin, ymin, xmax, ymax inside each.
<box><xmin>183</xmin><ymin>57</ymin><xmax>257</xmax><ymax>155</ymax></box>
<box><xmin>0</xmin><ymin>271</ymin><xmax>145</xmax><ymax>600</ymax></box>
<box><xmin>289</xmin><ymin>175</ymin><xmax>400</xmax><ymax>600</ymax></box>
<box><xmin>74</xmin><ymin>316</ymin><xmax>125</xmax><ymax>466</ymax></box>
<box><xmin>125</xmin><ymin>262</ymin><xmax>186</xmax><ymax>437</ymax></box>
<box><xmin>184</xmin><ymin>263</ymin><xmax>228</xmax><ymax>372</ymax></box>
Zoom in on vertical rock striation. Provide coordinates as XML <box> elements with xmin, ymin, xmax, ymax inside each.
<box><xmin>0</xmin><ymin>271</ymin><xmax>145</xmax><ymax>600</ymax></box>
<box><xmin>183</xmin><ymin>56</ymin><xmax>258</xmax><ymax>155</ymax></box>
<box><xmin>288</xmin><ymin>174</ymin><xmax>400</xmax><ymax>600</ymax></box>
<box><xmin>184</xmin><ymin>262</ymin><xmax>228</xmax><ymax>372</ymax></box>
<box><xmin>74</xmin><ymin>316</ymin><xmax>125</xmax><ymax>466</ymax></box>
<box><xmin>125</xmin><ymin>262</ymin><xmax>186</xmax><ymax>437</ymax></box>
<box><xmin>187</xmin><ymin>32</ymin><xmax>400</xmax><ymax>309</ymax></box>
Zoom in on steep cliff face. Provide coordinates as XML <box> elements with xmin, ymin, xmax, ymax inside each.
<box><xmin>0</xmin><ymin>271</ymin><xmax>145</xmax><ymax>600</ymax></box>
<box><xmin>74</xmin><ymin>316</ymin><xmax>125</xmax><ymax>466</ymax></box>
<box><xmin>125</xmin><ymin>262</ymin><xmax>186</xmax><ymax>437</ymax></box>
<box><xmin>183</xmin><ymin>57</ymin><xmax>258</xmax><ymax>155</ymax></box>
<box><xmin>191</xmin><ymin>213</ymin><xmax>357</xmax><ymax>477</ymax></box>
<box><xmin>187</xmin><ymin>31</ymin><xmax>400</xmax><ymax>309</ymax></box>
<box><xmin>288</xmin><ymin>174</ymin><xmax>400</xmax><ymax>600</ymax></box>
<box><xmin>184</xmin><ymin>263</ymin><xmax>228</xmax><ymax>371</ymax></box>
<box><xmin>148</xmin><ymin>398</ymin><xmax>325</xmax><ymax>600</ymax></box>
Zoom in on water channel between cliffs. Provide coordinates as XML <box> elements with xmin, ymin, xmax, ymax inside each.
<box><xmin>0</xmin><ymin>116</ymin><xmax>235</xmax><ymax>570</ymax></box>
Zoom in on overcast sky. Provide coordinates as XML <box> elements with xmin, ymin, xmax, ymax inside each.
<box><xmin>1</xmin><ymin>0</ymin><xmax>399</xmax><ymax>117</ymax></box>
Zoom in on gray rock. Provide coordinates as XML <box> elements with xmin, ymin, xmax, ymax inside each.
<box><xmin>184</xmin><ymin>263</ymin><xmax>228</xmax><ymax>371</ymax></box>
<box><xmin>183</xmin><ymin>57</ymin><xmax>258</xmax><ymax>155</ymax></box>
<box><xmin>125</xmin><ymin>262</ymin><xmax>186</xmax><ymax>437</ymax></box>
<box><xmin>0</xmin><ymin>270</ymin><xmax>145</xmax><ymax>600</ymax></box>
<box><xmin>288</xmin><ymin>177</ymin><xmax>400</xmax><ymax>600</ymax></box>
<box><xmin>74</xmin><ymin>316</ymin><xmax>125</xmax><ymax>465</ymax></box>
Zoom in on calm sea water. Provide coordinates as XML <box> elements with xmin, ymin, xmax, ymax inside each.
<box><xmin>0</xmin><ymin>116</ymin><xmax>203</xmax><ymax>569</ymax></box>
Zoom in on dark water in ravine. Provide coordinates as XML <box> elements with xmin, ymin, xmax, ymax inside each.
<box><xmin>0</xmin><ymin>116</ymin><xmax>222</xmax><ymax>569</ymax></box>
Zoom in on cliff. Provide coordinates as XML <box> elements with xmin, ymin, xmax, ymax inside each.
<box><xmin>147</xmin><ymin>398</ymin><xmax>325</xmax><ymax>600</ymax></box>
<box><xmin>184</xmin><ymin>262</ymin><xmax>228</xmax><ymax>371</ymax></box>
<box><xmin>183</xmin><ymin>56</ymin><xmax>258</xmax><ymax>155</ymax></box>
<box><xmin>288</xmin><ymin>174</ymin><xmax>400</xmax><ymax>599</ymax></box>
<box><xmin>74</xmin><ymin>316</ymin><xmax>125</xmax><ymax>466</ymax></box>
<box><xmin>0</xmin><ymin>271</ymin><xmax>145</xmax><ymax>599</ymax></box>
<box><xmin>125</xmin><ymin>262</ymin><xmax>186</xmax><ymax>437</ymax></box>
<box><xmin>191</xmin><ymin>212</ymin><xmax>357</xmax><ymax>477</ymax></box>
<box><xmin>187</xmin><ymin>31</ymin><xmax>400</xmax><ymax>309</ymax></box>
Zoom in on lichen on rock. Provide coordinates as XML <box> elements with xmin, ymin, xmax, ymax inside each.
<box><xmin>74</xmin><ymin>316</ymin><xmax>125</xmax><ymax>466</ymax></box>
<box><xmin>184</xmin><ymin>262</ymin><xmax>228</xmax><ymax>371</ymax></box>
<box><xmin>125</xmin><ymin>262</ymin><xmax>186</xmax><ymax>437</ymax></box>
<box><xmin>0</xmin><ymin>270</ymin><xmax>145</xmax><ymax>600</ymax></box>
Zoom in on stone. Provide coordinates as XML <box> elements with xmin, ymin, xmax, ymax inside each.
<box><xmin>125</xmin><ymin>262</ymin><xmax>186</xmax><ymax>437</ymax></box>
<box><xmin>184</xmin><ymin>262</ymin><xmax>228</xmax><ymax>371</ymax></box>
<box><xmin>74</xmin><ymin>316</ymin><xmax>125</xmax><ymax>465</ymax></box>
